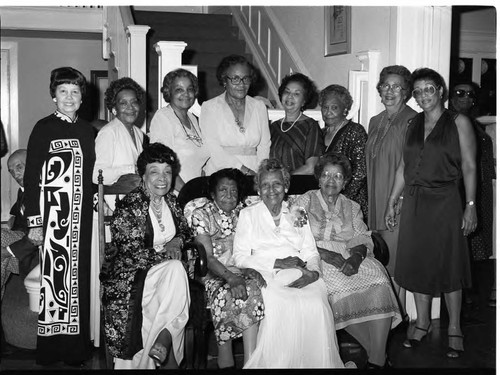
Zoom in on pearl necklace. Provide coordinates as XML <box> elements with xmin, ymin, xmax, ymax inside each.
<box><xmin>280</xmin><ymin>112</ymin><xmax>302</xmax><ymax>133</ymax></box>
<box><xmin>150</xmin><ymin>198</ymin><xmax>165</xmax><ymax>232</ymax></box>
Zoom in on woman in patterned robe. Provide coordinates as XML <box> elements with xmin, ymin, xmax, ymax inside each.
<box><xmin>24</xmin><ymin>67</ymin><xmax>95</xmax><ymax>365</ymax></box>
<box><xmin>294</xmin><ymin>154</ymin><xmax>401</xmax><ymax>369</ymax></box>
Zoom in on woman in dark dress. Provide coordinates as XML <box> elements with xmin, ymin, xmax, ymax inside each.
<box><xmin>321</xmin><ymin>84</ymin><xmax>368</xmax><ymax>219</ymax></box>
<box><xmin>450</xmin><ymin>82</ymin><xmax>495</xmax><ymax>304</ymax></box>
<box><xmin>385</xmin><ymin>68</ymin><xmax>477</xmax><ymax>358</ymax></box>
<box><xmin>270</xmin><ymin>73</ymin><xmax>323</xmax><ymax>175</ymax></box>
<box><xmin>24</xmin><ymin>67</ymin><xmax>95</xmax><ymax>365</ymax></box>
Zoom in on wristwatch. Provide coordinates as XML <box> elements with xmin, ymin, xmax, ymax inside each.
<box><xmin>466</xmin><ymin>200</ymin><xmax>475</xmax><ymax>206</ymax></box>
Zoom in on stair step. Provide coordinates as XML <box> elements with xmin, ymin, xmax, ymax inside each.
<box><xmin>134</xmin><ymin>11</ymin><xmax>233</xmax><ymax>28</ymax></box>
<box><xmin>146</xmin><ymin>25</ymin><xmax>239</xmax><ymax>40</ymax></box>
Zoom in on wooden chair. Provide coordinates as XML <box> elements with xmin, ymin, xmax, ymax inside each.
<box><xmin>96</xmin><ymin>169</ymin><xmax>208</xmax><ymax>369</ymax></box>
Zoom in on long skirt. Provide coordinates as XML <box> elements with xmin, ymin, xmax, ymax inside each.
<box><xmin>244</xmin><ymin>269</ymin><xmax>344</xmax><ymax>369</ymax></box>
<box><xmin>114</xmin><ymin>260</ymin><xmax>190</xmax><ymax>369</ymax></box>
<box><xmin>205</xmin><ymin>272</ymin><xmax>264</xmax><ymax>345</ymax></box>
<box><xmin>322</xmin><ymin>257</ymin><xmax>401</xmax><ymax>330</ymax></box>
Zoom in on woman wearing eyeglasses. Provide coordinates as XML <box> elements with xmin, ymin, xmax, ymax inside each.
<box><xmin>385</xmin><ymin>68</ymin><xmax>477</xmax><ymax>359</ymax></box>
<box><xmin>450</xmin><ymin>81</ymin><xmax>495</xmax><ymax>307</ymax></box>
<box><xmin>365</xmin><ymin>65</ymin><xmax>416</xmax><ymax>311</ymax></box>
<box><xmin>200</xmin><ymin>55</ymin><xmax>271</xmax><ymax>176</ymax></box>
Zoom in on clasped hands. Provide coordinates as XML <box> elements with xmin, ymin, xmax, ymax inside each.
<box><xmin>274</xmin><ymin>256</ymin><xmax>319</xmax><ymax>289</ymax></box>
<box><xmin>163</xmin><ymin>238</ymin><xmax>182</xmax><ymax>260</ymax></box>
<box><xmin>226</xmin><ymin>268</ymin><xmax>266</xmax><ymax>301</ymax></box>
<box><xmin>318</xmin><ymin>248</ymin><xmax>361</xmax><ymax>276</ymax></box>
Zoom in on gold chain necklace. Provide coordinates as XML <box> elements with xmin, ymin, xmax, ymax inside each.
<box><xmin>226</xmin><ymin>99</ymin><xmax>246</xmax><ymax>133</ymax></box>
<box><xmin>173</xmin><ymin>109</ymin><xmax>203</xmax><ymax>147</ymax></box>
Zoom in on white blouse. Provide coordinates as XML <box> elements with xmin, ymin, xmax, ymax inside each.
<box><xmin>200</xmin><ymin>93</ymin><xmax>271</xmax><ymax>175</ymax></box>
<box><xmin>93</xmin><ymin>117</ymin><xmax>144</xmax><ymax>185</ymax></box>
<box><xmin>150</xmin><ymin>199</ymin><xmax>176</xmax><ymax>252</ymax></box>
<box><xmin>149</xmin><ymin>104</ymin><xmax>209</xmax><ymax>183</ymax></box>
<box><xmin>232</xmin><ymin>201</ymin><xmax>321</xmax><ymax>276</ymax></box>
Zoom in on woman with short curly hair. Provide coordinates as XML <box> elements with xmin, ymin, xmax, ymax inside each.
<box><xmin>150</xmin><ymin>68</ymin><xmax>209</xmax><ymax>191</ymax></box>
<box><xmin>321</xmin><ymin>84</ymin><xmax>368</xmax><ymax>220</ymax></box>
<box><xmin>270</xmin><ymin>73</ymin><xmax>323</xmax><ymax>175</ymax></box>
<box><xmin>93</xmin><ymin>77</ymin><xmax>147</xmax><ymax>191</ymax></box>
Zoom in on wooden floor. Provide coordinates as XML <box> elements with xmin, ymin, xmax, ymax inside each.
<box><xmin>1</xmin><ymin>293</ymin><xmax>495</xmax><ymax>374</ymax></box>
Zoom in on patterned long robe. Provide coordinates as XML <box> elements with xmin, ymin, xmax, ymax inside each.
<box><xmin>24</xmin><ymin>111</ymin><xmax>95</xmax><ymax>364</ymax></box>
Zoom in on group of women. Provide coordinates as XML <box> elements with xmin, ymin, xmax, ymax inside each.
<box><xmin>21</xmin><ymin>51</ymin><xmax>481</xmax><ymax>369</ymax></box>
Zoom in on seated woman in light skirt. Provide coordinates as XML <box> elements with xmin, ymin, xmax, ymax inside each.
<box><xmin>101</xmin><ymin>143</ymin><xmax>191</xmax><ymax>369</ymax></box>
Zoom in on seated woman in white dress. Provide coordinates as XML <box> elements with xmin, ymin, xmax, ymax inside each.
<box><xmin>293</xmin><ymin>153</ymin><xmax>402</xmax><ymax>369</ymax></box>
<box><xmin>149</xmin><ymin>68</ymin><xmax>209</xmax><ymax>191</ymax></box>
<box><xmin>101</xmin><ymin>143</ymin><xmax>191</xmax><ymax>369</ymax></box>
<box><xmin>93</xmin><ymin>77</ymin><xmax>147</xmax><ymax>191</ymax></box>
<box><xmin>232</xmin><ymin>158</ymin><xmax>345</xmax><ymax>368</ymax></box>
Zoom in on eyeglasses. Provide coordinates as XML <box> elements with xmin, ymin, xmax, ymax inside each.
<box><xmin>378</xmin><ymin>83</ymin><xmax>405</xmax><ymax>93</ymax></box>
<box><xmin>453</xmin><ymin>89</ymin><xmax>476</xmax><ymax>99</ymax></box>
<box><xmin>225</xmin><ymin>75</ymin><xmax>252</xmax><ymax>85</ymax></box>
<box><xmin>412</xmin><ymin>85</ymin><xmax>438</xmax><ymax>99</ymax></box>
<box><xmin>320</xmin><ymin>171</ymin><xmax>344</xmax><ymax>182</ymax></box>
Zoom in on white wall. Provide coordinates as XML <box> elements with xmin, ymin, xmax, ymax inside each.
<box><xmin>270</xmin><ymin>6</ymin><xmax>392</xmax><ymax>91</ymax></box>
<box><xmin>2</xmin><ymin>36</ymin><xmax>107</xmax><ymax>149</ymax></box>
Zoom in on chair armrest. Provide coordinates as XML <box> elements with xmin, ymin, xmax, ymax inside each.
<box><xmin>184</xmin><ymin>240</ymin><xmax>208</xmax><ymax>278</ymax></box>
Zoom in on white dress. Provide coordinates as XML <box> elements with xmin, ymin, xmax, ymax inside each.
<box><xmin>149</xmin><ymin>104</ymin><xmax>209</xmax><ymax>183</ymax></box>
<box><xmin>199</xmin><ymin>92</ymin><xmax>271</xmax><ymax>175</ymax></box>
<box><xmin>232</xmin><ymin>201</ymin><xmax>344</xmax><ymax>368</ymax></box>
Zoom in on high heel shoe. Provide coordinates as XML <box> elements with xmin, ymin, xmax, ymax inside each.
<box><xmin>403</xmin><ymin>322</ymin><xmax>432</xmax><ymax>348</ymax></box>
<box><xmin>446</xmin><ymin>334</ymin><xmax>464</xmax><ymax>358</ymax></box>
<box><xmin>149</xmin><ymin>343</ymin><xmax>168</xmax><ymax>368</ymax></box>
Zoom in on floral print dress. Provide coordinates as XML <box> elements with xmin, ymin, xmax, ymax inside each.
<box><xmin>190</xmin><ymin>199</ymin><xmax>264</xmax><ymax>345</ymax></box>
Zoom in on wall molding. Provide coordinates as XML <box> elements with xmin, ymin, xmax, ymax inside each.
<box><xmin>0</xmin><ymin>6</ymin><xmax>103</xmax><ymax>33</ymax></box>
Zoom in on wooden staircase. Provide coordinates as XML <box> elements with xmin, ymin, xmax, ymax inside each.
<box><xmin>133</xmin><ymin>11</ymin><xmax>266</xmax><ymax>121</ymax></box>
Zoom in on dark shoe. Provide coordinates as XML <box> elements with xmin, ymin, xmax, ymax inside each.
<box><xmin>403</xmin><ymin>322</ymin><xmax>432</xmax><ymax>348</ymax></box>
<box><xmin>149</xmin><ymin>343</ymin><xmax>168</xmax><ymax>368</ymax></box>
<box><xmin>446</xmin><ymin>334</ymin><xmax>464</xmax><ymax>359</ymax></box>
<box><xmin>367</xmin><ymin>357</ymin><xmax>392</xmax><ymax>369</ymax></box>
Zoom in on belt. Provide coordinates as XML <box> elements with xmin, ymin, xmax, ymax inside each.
<box><xmin>222</xmin><ymin>146</ymin><xmax>257</xmax><ymax>156</ymax></box>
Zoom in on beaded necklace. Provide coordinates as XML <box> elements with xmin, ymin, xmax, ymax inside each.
<box><xmin>150</xmin><ymin>198</ymin><xmax>165</xmax><ymax>232</ymax></box>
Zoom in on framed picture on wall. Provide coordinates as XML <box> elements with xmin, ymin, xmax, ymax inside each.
<box><xmin>324</xmin><ymin>6</ymin><xmax>351</xmax><ymax>56</ymax></box>
<box><xmin>90</xmin><ymin>70</ymin><xmax>110</xmax><ymax>121</ymax></box>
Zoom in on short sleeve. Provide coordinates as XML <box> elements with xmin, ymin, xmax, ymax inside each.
<box><xmin>191</xmin><ymin>207</ymin><xmax>212</xmax><ymax>236</ymax></box>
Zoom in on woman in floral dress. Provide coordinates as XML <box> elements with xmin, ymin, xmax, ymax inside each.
<box><xmin>187</xmin><ymin>168</ymin><xmax>265</xmax><ymax>369</ymax></box>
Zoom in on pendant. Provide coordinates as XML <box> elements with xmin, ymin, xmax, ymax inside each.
<box><xmin>239</xmin><ymin>127</ymin><xmax>246</xmax><ymax>133</ymax></box>
<box><xmin>159</xmin><ymin>223</ymin><xmax>165</xmax><ymax>232</ymax></box>
<box><xmin>274</xmin><ymin>226</ymin><xmax>280</xmax><ymax>234</ymax></box>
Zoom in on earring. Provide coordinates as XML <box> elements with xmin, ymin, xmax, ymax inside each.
<box><xmin>112</xmin><ymin>108</ymin><xmax>117</xmax><ymax>116</ymax></box>
<box><xmin>53</xmin><ymin>98</ymin><xmax>57</xmax><ymax>102</ymax></box>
